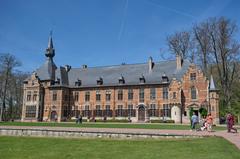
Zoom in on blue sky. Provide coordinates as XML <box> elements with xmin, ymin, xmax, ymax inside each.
<box><xmin>0</xmin><ymin>0</ymin><xmax>239</xmax><ymax>72</ymax></box>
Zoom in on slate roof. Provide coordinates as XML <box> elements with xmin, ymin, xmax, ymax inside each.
<box><xmin>35</xmin><ymin>58</ymin><xmax>57</xmax><ymax>81</ymax></box>
<box><xmin>34</xmin><ymin>59</ymin><xmax>192</xmax><ymax>88</ymax></box>
<box><xmin>209</xmin><ymin>75</ymin><xmax>218</xmax><ymax>91</ymax></box>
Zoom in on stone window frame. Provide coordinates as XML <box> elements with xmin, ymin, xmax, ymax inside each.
<box><xmin>163</xmin><ymin>104</ymin><xmax>171</xmax><ymax>117</ymax></box>
<box><xmin>116</xmin><ymin>105</ymin><xmax>124</xmax><ymax>117</ymax></box>
<box><xmin>162</xmin><ymin>87</ymin><xmax>168</xmax><ymax>99</ymax></box>
<box><xmin>190</xmin><ymin>73</ymin><xmax>196</xmax><ymax>81</ymax></box>
<box><xmin>105</xmin><ymin>90</ymin><xmax>111</xmax><ymax>101</ymax></box>
<box><xmin>52</xmin><ymin>91</ymin><xmax>57</xmax><ymax>101</ymax></box>
<box><xmin>105</xmin><ymin>105</ymin><xmax>112</xmax><ymax>117</ymax></box>
<box><xmin>128</xmin><ymin>89</ymin><xmax>133</xmax><ymax>100</ymax></box>
<box><xmin>74</xmin><ymin>92</ymin><xmax>79</xmax><ymax>102</ymax></box>
<box><xmin>85</xmin><ymin>91</ymin><xmax>90</xmax><ymax>102</ymax></box>
<box><xmin>150</xmin><ymin>88</ymin><xmax>156</xmax><ymax>100</ymax></box>
<box><xmin>190</xmin><ymin>86</ymin><xmax>197</xmax><ymax>100</ymax></box>
<box><xmin>82</xmin><ymin>105</ymin><xmax>90</xmax><ymax>117</ymax></box>
<box><xmin>27</xmin><ymin>91</ymin><xmax>31</xmax><ymax>101</ymax></box>
<box><xmin>149</xmin><ymin>104</ymin><xmax>157</xmax><ymax>117</ymax></box>
<box><xmin>96</xmin><ymin>90</ymin><xmax>101</xmax><ymax>101</ymax></box>
<box><xmin>95</xmin><ymin>105</ymin><xmax>102</xmax><ymax>117</ymax></box>
<box><xmin>33</xmin><ymin>91</ymin><xmax>37</xmax><ymax>101</ymax></box>
<box><xmin>25</xmin><ymin>105</ymin><xmax>36</xmax><ymax>118</ymax></box>
<box><xmin>127</xmin><ymin>104</ymin><xmax>135</xmax><ymax>117</ymax></box>
<box><xmin>139</xmin><ymin>88</ymin><xmax>144</xmax><ymax>102</ymax></box>
<box><xmin>173</xmin><ymin>92</ymin><xmax>177</xmax><ymax>99</ymax></box>
<box><xmin>118</xmin><ymin>89</ymin><xmax>123</xmax><ymax>101</ymax></box>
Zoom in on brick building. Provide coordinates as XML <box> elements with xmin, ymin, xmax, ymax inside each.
<box><xmin>21</xmin><ymin>35</ymin><xmax>219</xmax><ymax>123</ymax></box>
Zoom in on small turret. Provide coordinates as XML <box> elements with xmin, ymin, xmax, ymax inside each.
<box><xmin>209</xmin><ymin>74</ymin><xmax>219</xmax><ymax>124</ymax></box>
<box><xmin>209</xmin><ymin>75</ymin><xmax>216</xmax><ymax>91</ymax></box>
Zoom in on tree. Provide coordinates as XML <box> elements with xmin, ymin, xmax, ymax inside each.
<box><xmin>193</xmin><ymin>20</ymin><xmax>212</xmax><ymax>75</ymax></box>
<box><xmin>11</xmin><ymin>71</ymin><xmax>29</xmax><ymax>119</ymax></box>
<box><xmin>208</xmin><ymin>17</ymin><xmax>240</xmax><ymax>108</ymax></box>
<box><xmin>167</xmin><ymin>31</ymin><xmax>194</xmax><ymax>62</ymax></box>
<box><xmin>0</xmin><ymin>53</ymin><xmax>21</xmax><ymax>121</ymax></box>
<box><xmin>167</xmin><ymin>17</ymin><xmax>240</xmax><ymax>122</ymax></box>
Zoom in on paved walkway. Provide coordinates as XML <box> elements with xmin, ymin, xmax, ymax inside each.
<box><xmin>0</xmin><ymin>125</ymin><xmax>239</xmax><ymax>149</ymax></box>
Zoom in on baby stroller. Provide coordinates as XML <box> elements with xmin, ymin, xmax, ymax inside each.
<box><xmin>196</xmin><ymin>119</ymin><xmax>207</xmax><ymax>131</ymax></box>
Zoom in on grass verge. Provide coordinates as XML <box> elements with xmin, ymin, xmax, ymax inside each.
<box><xmin>0</xmin><ymin>122</ymin><xmax>228</xmax><ymax>130</ymax></box>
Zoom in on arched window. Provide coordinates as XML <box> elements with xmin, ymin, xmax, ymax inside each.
<box><xmin>191</xmin><ymin>87</ymin><xmax>197</xmax><ymax>100</ymax></box>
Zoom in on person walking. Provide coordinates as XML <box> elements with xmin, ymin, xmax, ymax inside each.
<box><xmin>79</xmin><ymin>114</ymin><xmax>82</xmax><ymax>124</ymax></box>
<box><xmin>191</xmin><ymin>112</ymin><xmax>198</xmax><ymax>131</ymax></box>
<box><xmin>76</xmin><ymin>115</ymin><xmax>80</xmax><ymax>124</ymax></box>
<box><xmin>226</xmin><ymin>113</ymin><xmax>238</xmax><ymax>133</ymax></box>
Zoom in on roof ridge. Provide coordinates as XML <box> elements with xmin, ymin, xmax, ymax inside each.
<box><xmin>69</xmin><ymin>59</ymin><xmax>176</xmax><ymax>70</ymax></box>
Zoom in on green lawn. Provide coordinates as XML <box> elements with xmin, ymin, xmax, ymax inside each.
<box><xmin>0</xmin><ymin>121</ymin><xmax>228</xmax><ymax>130</ymax></box>
<box><xmin>0</xmin><ymin>136</ymin><xmax>239</xmax><ymax>159</ymax></box>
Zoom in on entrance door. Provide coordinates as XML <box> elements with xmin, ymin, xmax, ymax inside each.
<box><xmin>138</xmin><ymin>105</ymin><xmax>145</xmax><ymax>121</ymax></box>
<box><xmin>50</xmin><ymin>111</ymin><xmax>57</xmax><ymax>121</ymax></box>
<box><xmin>193</xmin><ymin>110</ymin><xmax>199</xmax><ymax>116</ymax></box>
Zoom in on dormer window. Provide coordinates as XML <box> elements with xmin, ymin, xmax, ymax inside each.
<box><xmin>75</xmin><ymin>79</ymin><xmax>81</xmax><ymax>86</ymax></box>
<box><xmin>139</xmin><ymin>75</ymin><xmax>145</xmax><ymax>84</ymax></box>
<box><xmin>55</xmin><ymin>78</ymin><xmax>60</xmax><ymax>85</ymax></box>
<box><xmin>119</xmin><ymin>75</ymin><xmax>125</xmax><ymax>84</ymax></box>
<box><xmin>97</xmin><ymin>77</ymin><xmax>103</xmax><ymax>85</ymax></box>
<box><xmin>162</xmin><ymin>73</ymin><xmax>169</xmax><ymax>83</ymax></box>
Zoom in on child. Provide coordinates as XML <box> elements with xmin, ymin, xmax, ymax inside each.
<box><xmin>200</xmin><ymin>119</ymin><xmax>207</xmax><ymax>131</ymax></box>
<box><xmin>206</xmin><ymin>113</ymin><xmax>213</xmax><ymax>132</ymax></box>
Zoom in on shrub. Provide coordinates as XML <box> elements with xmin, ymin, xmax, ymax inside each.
<box><xmin>199</xmin><ymin>107</ymin><xmax>207</xmax><ymax>118</ymax></box>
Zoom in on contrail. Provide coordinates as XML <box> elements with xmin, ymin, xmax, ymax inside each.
<box><xmin>118</xmin><ymin>0</ymin><xmax>129</xmax><ymax>40</ymax></box>
<box><xmin>147</xmin><ymin>0</ymin><xmax>196</xmax><ymax>20</ymax></box>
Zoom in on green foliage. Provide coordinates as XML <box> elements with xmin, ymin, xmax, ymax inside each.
<box><xmin>199</xmin><ymin>108</ymin><xmax>208</xmax><ymax>118</ymax></box>
<box><xmin>189</xmin><ymin>107</ymin><xmax>194</xmax><ymax>119</ymax></box>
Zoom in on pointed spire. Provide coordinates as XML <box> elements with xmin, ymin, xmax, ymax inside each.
<box><xmin>45</xmin><ymin>31</ymin><xmax>55</xmax><ymax>58</ymax></box>
<box><xmin>48</xmin><ymin>31</ymin><xmax>54</xmax><ymax>49</ymax></box>
<box><xmin>210</xmin><ymin>75</ymin><xmax>216</xmax><ymax>90</ymax></box>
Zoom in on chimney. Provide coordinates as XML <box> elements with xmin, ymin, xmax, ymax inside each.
<box><xmin>148</xmin><ymin>56</ymin><xmax>154</xmax><ymax>72</ymax></box>
<box><xmin>176</xmin><ymin>54</ymin><xmax>183</xmax><ymax>70</ymax></box>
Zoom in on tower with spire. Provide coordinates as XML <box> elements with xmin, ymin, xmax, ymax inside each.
<box><xmin>35</xmin><ymin>32</ymin><xmax>57</xmax><ymax>82</ymax></box>
<box><xmin>209</xmin><ymin>75</ymin><xmax>219</xmax><ymax>124</ymax></box>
